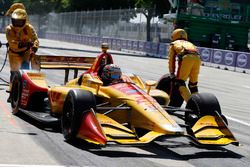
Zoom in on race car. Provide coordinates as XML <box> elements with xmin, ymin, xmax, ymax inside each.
<box><xmin>9</xmin><ymin>53</ymin><xmax>239</xmax><ymax>147</ymax></box>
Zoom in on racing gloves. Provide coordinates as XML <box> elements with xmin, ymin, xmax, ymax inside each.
<box><xmin>31</xmin><ymin>47</ymin><xmax>38</xmax><ymax>53</ymax></box>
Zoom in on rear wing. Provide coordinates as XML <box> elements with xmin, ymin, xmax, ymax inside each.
<box><xmin>37</xmin><ymin>55</ymin><xmax>96</xmax><ymax>84</ymax></box>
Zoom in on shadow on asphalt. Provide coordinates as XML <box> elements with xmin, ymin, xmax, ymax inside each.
<box><xmin>65</xmin><ymin>137</ymin><xmax>244</xmax><ymax>160</ymax></box>
<box><xmin>13</xmin><ymin>109</ymin><xmax>244</xmax><ymax>160</ymax></box>
<box><xmin>16</xmin><ymin>112</ymin><xmax>61</xmax><ymax>133</ymax></box>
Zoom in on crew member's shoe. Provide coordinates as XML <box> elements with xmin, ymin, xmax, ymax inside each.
<box><xmin>6</xmin><ymin>90</ymin><xmax>11</xmax><ymax>103</ymax></box>
<box><xmin>7</xmin><ymin>96</ymin><xmax>11</xmax><ymax>103</ymax></box>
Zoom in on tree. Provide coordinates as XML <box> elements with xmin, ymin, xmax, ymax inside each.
<box><xmin>4</xmin><ymin>0</ymin><xmax>171</xmax><ymax>42</ymax></box>
<box><xmin>6</xmin><ymin>0</ymin><xmax>70</xmax><ymax>14</ymax></box>
<box><xmin>6</xmin><ymin>0</ymin><xmax>135</xmax><ymax>14</ymax></box>
<box><xmin>70</xmin><ymin>0</ymin><xmax>135</xmax><ymax>11</ymax></box>
<box><xmin>0</xmin><ymin>0</ymin><xmax>13</xmax><ymax>16</ymax></box>
<box><xmin>12</xmin><ymin>0</ymin><xmax>53</xmax><ymax>14</ymax></box>
<box><xmin>135</xmin><ymin>0</ymin><xmax>170</xmax><ymax>41</ymax></box>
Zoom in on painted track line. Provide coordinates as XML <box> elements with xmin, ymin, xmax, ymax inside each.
<box><xmin>226</xmin><ymin>115</ymin><xmax>250</xmax><ymax>127</ymax></box>
<box><xmin>0</xmin><ymin>165</ymin><xmax>84</xmax><ymax>167</ymax></box>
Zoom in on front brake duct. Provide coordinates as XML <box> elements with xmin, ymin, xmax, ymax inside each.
<box><xmin>77</xmin><ymin>109</ymin><xmax>107</xmax><ymax>145</ymax></box>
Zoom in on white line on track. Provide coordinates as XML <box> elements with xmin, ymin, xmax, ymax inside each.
<box><xmin>225</xmin><ymin>115</ymin><xmax>250</xmax><ymax>127</ymax></box>
<box><xmin>0</xmin><ymin>165</ymin><xmax>92</xmax><ymax>167</ymax></box>
<box><xmin>242</xmin><ymin>85</ymin><xmax>250</xmax><ymax>89</ymax></box>
<box><xmin>39</xmin><ymin>49</ymin><xmax>57</xmax><ymax>55</ymax></box>
<box><xmin>0</xmin><ymin>165</ymin><xmax>65</xmax><ymax>167</ymax></box>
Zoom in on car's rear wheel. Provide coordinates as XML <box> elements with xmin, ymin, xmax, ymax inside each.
<box><xmin>156</xmin><ymin>74</ymin><xmax>184</xmax><ymax>107</ymax></box>
<box><xmin>62</xmin><ymin>89</ymin><xmax>96</xmax><ymax>141</ymax></box>
<box><xmin>11</xmin><ymin>71</ymin><xmax>22</xmax><ymax>115</ymax></box>
<box><xmin>185</xmin><ymin>93</ymin><xmax>227</xmax><ymax>127</ymax></box>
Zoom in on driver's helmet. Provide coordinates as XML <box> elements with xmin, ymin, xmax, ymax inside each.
<box><xmin>101</xmin><ymin>64</ymin><xmax>122</xmax><ymax>84</ymax></box>
<box><xmin>11</xmin><ymin>9</ymin><xmax>27</xmax><ymax>30</ymax></box>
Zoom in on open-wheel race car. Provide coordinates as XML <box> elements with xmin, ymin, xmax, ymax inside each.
<box><xmin>9</xmin><ymin>53</ymin><xmax>239</xmax><ymax>147</ymax></box>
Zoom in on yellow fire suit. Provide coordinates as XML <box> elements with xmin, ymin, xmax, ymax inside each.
<box><xmin>6</xmin><ymin>24</ymin><xmax>39</xmax><ymax>71</ymax></box>
<box><xmin>168</xmin><ymin>40</ymin><xmax>201</xmax><ymax>102</ymax></box>
<box><xmin>6</xmin><ymin>23</ymin><xmax>39</xmax><ymax>103</ymax></box>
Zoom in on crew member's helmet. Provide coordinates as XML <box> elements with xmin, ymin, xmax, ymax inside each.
<box><xmin>11</xmin><ymin>9</ymin><xmax>27</xmax><ymax>28</ymax></box>
<box><xmin>101</xmin><ymin>64</ymin><xmax>122</xmax><ymax>84</ymax></box>
<box><xmin>5</xmin><ymin>3</ymin><xmax>25</xmax><ymax>16</ymax></box>
<box><xmin>171</xmin><ymin>28</ymin><xmax>188</xmax><ymax>41</ymax></box>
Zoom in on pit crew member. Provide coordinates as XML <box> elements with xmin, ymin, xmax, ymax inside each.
<box><xmin>168</xmin><ymin>28</ymin><xmax>201</xmax><ymax>102</ymax></box>
<box><xmin>6</xmin><ymin>8</ymin><xmax>39</xmax><ymax>102</ymax></box>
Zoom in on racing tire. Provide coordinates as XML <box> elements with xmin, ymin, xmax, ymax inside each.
<box><xmin>62</xmin><ymin>89</ymin><xmax>96</xmax><ymax>141</ymax></box>
<box><xmin>156</xmin><ymin>74</ymin><xmax>183</xmax><ymax>107</ymax></box>
<box><xmin>11</xmin><ymin>71</ymin><xmax>22</xmax><ymax>115</ymax></box>
<box><xmin>185</xmin><ymin>93</ymin><xmax>227</xmax><ymax>127</ymax></box>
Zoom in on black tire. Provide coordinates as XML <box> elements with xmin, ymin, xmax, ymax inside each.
<box><xmin>11</xmin><ymin>71</ymin><xmax>22</xmax><ymax>115</ymax></box>
<box><xmin>185</xmin><ymin>93</ymin><xmax>225</xmax><ymax>127</ymax></box>
<box><xmin>156</xmin><ymin>74</ymin><xmax>184</xmax><ymax>107</ymax></box>
<box><xmin>61</xmin><ymin>89</ymin><xmax>96</xmax><ymax>141</ymax></box>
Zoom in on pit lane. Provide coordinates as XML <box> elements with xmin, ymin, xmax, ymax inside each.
<box><xmin>0</xmin><ymin>34</ymin><xmax>250</xmax><ymax>167</ymax></box>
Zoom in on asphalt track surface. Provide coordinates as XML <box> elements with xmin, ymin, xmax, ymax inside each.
<box><xmin>0</xmin><ymin>34</ymin><xmax>250</xmax><ymax>167</ymax></box>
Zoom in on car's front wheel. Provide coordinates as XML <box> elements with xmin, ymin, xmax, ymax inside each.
<box><xmin>185</xmin><ymin>93</ymin><xmax>227</xmax><ymax>127</ymax></box>
<box><xmin>11</xmin><ymin>71</ymin><xmax>22</xmax><ymax>115</ymax></box>
<box><xmin>61</xmin><ymin>89</ymin><xmax>96</xmax><ymax>141</ymax></box>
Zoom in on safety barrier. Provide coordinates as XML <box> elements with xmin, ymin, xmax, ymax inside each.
<box><xmin>45</xmin><ymin>32</ymin><xmax>250</xmax><ymax>74</ymax></box>
<box><xmin>199</xmin><ymin>47</ymin><xmax>250</xmax><ymax>73</ymax></box>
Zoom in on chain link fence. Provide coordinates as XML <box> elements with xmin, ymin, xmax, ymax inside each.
<box><xmin>0</xmin><ymin>8</ymin><xmax>173</xmax><ymax>42</ymax></box>
<box><xmin>1</xmin><ymin>9</ymin><xmax>250</xmax><ymax>73</ymax></box>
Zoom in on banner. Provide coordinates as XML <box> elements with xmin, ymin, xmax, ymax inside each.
<box><xmin>132</xmin><ymin>41</ymin><xmax>139</xmax><ymax>51</ymax></box>
<box><xmin>82</xmin><ymin>36</ymin><xmax>87</xmax><ymax>45</ymax></box>
<box><xmin>95</xmin><ymin>37</ymin><xmax>101</xmax><ymax>46</ymax></box>
<box><xmin>127</xmin><ymin>40</ymin><xmax>133</xmax><ymax>50</ymax></box>
<box><xmin>223</xmin><ymin>51</ymin><xmax>237</xmax><ymax>71</ymax></box>
<box><xmin>145</xmin><ymin>42</ymin><xmax>151</xmax><ymax>53</ymax></box>
<box><xmin>198</xmin><ymin>47</ymin><xmax>212</xmax><ymax>66</ymax></box>
<box><xmin>235</xmin><ymin>52</ymin><xmax>250</xmax><ymax>73</ymax></box>
<box><xmin>116</xmin><ymin>39</ymin><xmax>122</xmax><ymax>50</ymax></box>
<box><xmin>151</xmin><ymin>43</ymin><xmax>159</xmax><ymax>57</ymax></box>
<box><xmin>44</xmin><ymin>32</ymin><xmax>250</xmax><ymax>74</ymax></box>
<box><xmin>111</xmin><ymin>39</ymin><xmax>117</xmax><ymax>50</ymax></box>
<box><xmin>91</xmin><ymin>36</ymin><xmax>95</xmax><ymax>45</ymax></box>
<box><xmin>101</xmin><ymin>38</ymin><xmax>108</xmax><ymax>44</ymax></box>
<box><xmin>121</xmin><ymin>40</ymin><xmax>128</xmax><ymax>50</ymax></box>
<box><xmin>138</xmin><ymin>41</ymin><xmax>145</xmax><ymax>52</ymax></box>
<box><xmin>158</xmin><ymin>43</ymin><xmax>168</xmax><ymax>58</ymax></box>
<box><xmin>107</xmin><ymin>38</ymin><xmax>112</xmax><ymax>49</ymax></box>
<box><xmin>211</xmin><ymin>49</ymin><xmax>224</xmax><ymax>66</ymax></box>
